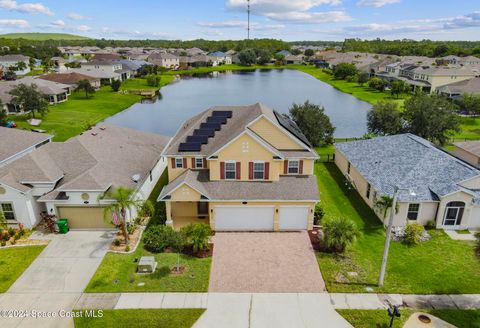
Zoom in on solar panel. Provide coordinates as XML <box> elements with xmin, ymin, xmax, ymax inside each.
<box><xmin>206</xmin><ymin>116</ymin><xmax>227</xmax><ymax>124</ymax></box>
<box><xmin>273</xmin><ymin>111</ymin><xmax>312</xmax><ymax>147</ymax></box>
<box><xmin>212</xmin><ymin>110</ymin><xmax>232</xmax><ymax>118</ymax></box>
<box><xmin>193</xmin><ymin>128</ymin><xmax>215</xmax><ymax>137</ymax></box>
<box><xmin>200</xmin><ymin>122</ymin><xmax>222</xmax><ymax>131</ymax></box>
<box><xmin>187</xmin><ymin>135</ymin><xmax>209</xmax><ymax>144</ymax></box>
<box><xmin>178</xmin><ymin>142</ymin><xmax>202</xmax><ymax>152</ymax></box>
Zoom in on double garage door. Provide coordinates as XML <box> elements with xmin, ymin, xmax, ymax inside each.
<box><xmin>57</xmin><ymin>207</ymin><xmax>114</xmax><ymax>230</ymax></box>
<box><xmin>214</xmin><ymin>205</ymin><xmax>310</xmax><ymax>231</ymax></box>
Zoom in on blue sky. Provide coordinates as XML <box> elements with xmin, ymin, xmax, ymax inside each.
<box><xmin>0</xmin><ymin>0</ymin><xmax>479</xmax><ymax>41</ymax></box>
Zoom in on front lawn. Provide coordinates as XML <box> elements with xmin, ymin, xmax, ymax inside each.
<box><xmin>10</xmin><ymin>87</ymin><xmax>141</xmax><ymax>141</ymax></box>
<box><xmin>315</xmin><ymin>162</ymin><xmax>480</xmax><ymax>294</ymax></box>
<box><xmin>338</xmin><ymin>309</ymin><xmax>480</xmax><ymax>328</ymax></box>
<box><xmin>85</xmin><ymin>242</ymin><xmax>211</xmax><ymax>292</ymax></box>
<box><xmin>0</xmin><ymin>246</ymin><xmax>45</xmax><ymax>292</ymax></box>
<box><xmin>74</xmin><ymin>309</ymin><xmax>205</xmax><ymax>328</ymax></box>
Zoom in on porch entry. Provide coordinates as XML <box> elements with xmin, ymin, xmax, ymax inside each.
<box><xmin>442</xmin><ymin>201</ymin><xmax>465</xmax><ymax>229</ymax></box>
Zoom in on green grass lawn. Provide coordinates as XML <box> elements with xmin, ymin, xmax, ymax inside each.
<box><xmin>85</xmin><ymin>243</ymin><xmax>211</xmax><ymax>292</ymax></box>
<box><xmin>120</xmin><ymin>75</ymin><xmax>175</xmax><ymax>91</ymax></box>
<box><xmin>338</xmin><ymin>309</ymin><xmax>480</xmax><ymax>328</ymax></box>
<box><xmin>10</xmin><ymin>87</ymin><xmax>141</xmax><ymax>141</ymax></box>
<box><xmin>315</xmin><ymin>162</ymin><xmax>480</xmax><ymax>294</ymax></box>
<box><xmin>454</xmin><ymin>117</ymin><xmax>480</xmax><ymax>141</ymax></box>
<box><xmin>0</xmin><ymin>246</ymin><xmax>45</xmax><ymax>292</ymax></box>
<box><xmin>74</xmin><ymin>309</ymin><xmax>205</xmax><ymax>328</ymax></box>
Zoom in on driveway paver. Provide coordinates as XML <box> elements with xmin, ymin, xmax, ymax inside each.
<box><xmin>209</xmin><ymin>232</ymin><xmax>325</xmax><ymax>293</ymax></box>
<box><xmin>1</xmin><ymin>231</ymin><xmax>114</xmax><ymax>328</ymax></box>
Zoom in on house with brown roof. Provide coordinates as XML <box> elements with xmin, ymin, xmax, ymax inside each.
<box><xmin>0</xmin><ymin>125</ymin><xmax>170</xmax><ymax>229</ymax></box>
<box><xmin>39</xmin><ymin>72</ymin><xmax>101</xmax><ymax>89</ymax></box>
<box><xmin>158</xmin><ymin>103</ymin><xmax>319</xmax><ymax>231</ymax></box>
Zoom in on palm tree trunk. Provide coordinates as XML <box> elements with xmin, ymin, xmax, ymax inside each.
<box><xmin>121</xmin><ymin>207</ymin><xmax>129</xmax><ymax>244</ymax></box>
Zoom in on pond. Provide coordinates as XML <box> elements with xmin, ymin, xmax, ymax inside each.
<box><xmin>105</xmin><ymin>69</ymin><xmax>371</xmax><ymax>138</ymax></box>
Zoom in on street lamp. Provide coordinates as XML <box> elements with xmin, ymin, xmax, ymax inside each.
<box><xmin>378</xmin><ymin>185</ymin><xmax>416</xmax><ymax>287</ymax></box>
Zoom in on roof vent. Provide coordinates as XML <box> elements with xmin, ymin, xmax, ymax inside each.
<box><xmin>131</xmin><ymin>174</ymin><xmax>141</xmax><ymax>183</ymax></box>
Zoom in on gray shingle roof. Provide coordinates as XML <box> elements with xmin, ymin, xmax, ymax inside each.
<box><xmin>159</xmin><ymin>170</ymin><xmax>319</xmax><ymax>201</ymax></box>
<box><xmin>335</xmin><ymin>134</ymin><xmax>480</xmax><ymax>202</ymax></box>
<box><xmin>0</xmin><ymin>127</ymin><xmax>52</xmax><ymax>163</ymax></box>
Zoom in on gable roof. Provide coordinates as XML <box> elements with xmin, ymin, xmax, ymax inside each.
<box><xmin>38</xmin><ymin>72</ymin><xmax>99</xmax><ymax>85</ymax></box>
<box><xmin>0</xmin><ymin>127</ymin><xmax>52</xmax><ymax>164</ymax></box>
<box><xmin>163</xmin><ymin>103</ymin><xmax>315</xmax><ymax>157</ymax></box>
<box><xmin>454</xmin><ymin>141</ymin><xmax>480</xmax><ymax>157</ymax></box>
<box><xmin>336</xmin><ymin>134</ymin><xmax>480</xmax><ymax>202</ymax></box>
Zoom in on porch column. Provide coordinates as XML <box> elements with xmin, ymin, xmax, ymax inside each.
<box><xmin>165</xmin><ymin>202</ymin><xmax>173</xmax><ymax>226</ymax></box>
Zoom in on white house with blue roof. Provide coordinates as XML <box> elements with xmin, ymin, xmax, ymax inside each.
<box><xmin>335</xmin><ymin>134</ymin><xmax>480</xmax><ymax>230</ymax></box>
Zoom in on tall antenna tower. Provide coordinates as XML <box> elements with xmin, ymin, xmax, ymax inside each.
<box><xmin>247</xmin><ymin>0</ymin><xmax>250</xmax><ymax>40</ymax></box>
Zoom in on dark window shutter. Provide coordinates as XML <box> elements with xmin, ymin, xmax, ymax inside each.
<box><xmin>236</xmin><ymin>162</ymin><xmax>241</xmax><ymax>180</ymax></box>
<box><xmin>248</xmin><ymin>162</ymin><xmax>253</xmax><ymax>180</ymax></box>
<box><xmin>171</xmin><ymin>158</ymin><xmax>176</xmax><ymax>168</ymax></box>
<box><xmin>265</xmin><ymin>162</ymin><xmax>270</xmax><ymax>180</ymax></box>
<box><xmin>220</xmin><ymin>162</ymin><xmax>225</xmax><ymax>179</ymax></box>
<box><xmin>203</xmin><ymin>158</ymin><xmax>207</xmax><ymax>168</ymax></box>
<box><xmin>191</xmin><ymin>158</ymin><xmax>195</xmax><ymax>168</ymax></box>
<box><xmin>183</xmin><ymin>158</ymin><xmax>187</xmax><ymax>168</ymax></box>
<box><xmin>299</xmin><ymin>160</ymin><xmax>304</xmax><ymax>174</ymax></box>
<box><xmin>284</xmin><ymin>160</ymin><xmax>288</xmax><ymax>174</ymax></box>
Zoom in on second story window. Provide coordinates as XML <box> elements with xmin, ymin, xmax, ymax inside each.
<box><xmin>253</xmin><ymin>162</ymin><xmax>265</xmax><ymax>179</ymax></box>
<box><xmin>225</xmin><ymin>162</ymin><xmax>236</xmax><ymax>180</ymax></box>
<box><xmin>288</xmin><ymin>160</ymin><xmax>299</xmax><ymax>174</ymax></box>
<box><xmin>175</xmin><ymin>158</ymin><xmax>183</xmax><ymax>168</ymax></box>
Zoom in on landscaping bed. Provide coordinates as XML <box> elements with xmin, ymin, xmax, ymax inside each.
<box><xmin>314</xmin><ymin>161</ymin><xmax>480</xmax><ymax>294</ymax></box>
<box><xmin>0</xmin><ymin>226</ymin><xmax>48</xmax><ymax>247</ymax></box>
<box><xmin>74</xmin><ymin>309</ymin><xmax>205</xmax><ymax>328</ymax></box>
<box><xmin>0</xmin><ymin>245</ymin><xmax>46</xmax><ymax>292</ymax></box>
<box><xmin>338</xmin><ymin>309</ymin><xmax>480</xmax><ymax>328</ymax></box>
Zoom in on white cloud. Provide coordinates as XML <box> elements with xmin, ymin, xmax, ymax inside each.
<box><xmin>226</xmin><ymin>0</ymin><xmax>349</xmax><ymax>24</ymax></box>
<box><xmin>98</xmin><ymin>28</ymin><xmax>173</xmax><ymax>39</ymax></box>
<box><xmin>443</xmin><ymin>11</ymin><xmax>480</xmax><ymax>29</ymax></box>
<box><xmin>67</xmin><ymin>12</ymin><xmax>88</xmax><ymax>21</ymax></box>
<box><xmin>50</xmin><ymin>19</ymin><xmax>65</xmax><ymax>28</ymax></box>
<box><xmin>357</xmin><ymin>0</ymin><xmax>400</xmax><ymax>8</ymax></box>
<box><xmin>0</xmin><ymin>18</ymin><xmax>29</xmax><ymax>28</ymax></box>
<box><xmin>198</xmin><ymin>20</ymin><xmax>284</xmax><ymax>30</ymax></box>
<box><xmin>75</xmin><ymin>25</ymin><xmax>91</xmax><ymax>32</ymax></box>
<box><xmin>0</xmin><ymin>0</ymin><xmax>53</xmax><ymax>15</ymax></box>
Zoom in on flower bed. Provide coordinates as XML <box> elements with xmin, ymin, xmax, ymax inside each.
<box><xmin>0</xmin><ymin>226</ymin><xmax>49</xmax><ymax>248</ymax></box>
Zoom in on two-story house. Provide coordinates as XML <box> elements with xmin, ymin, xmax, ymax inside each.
<box><xmin>148</xmin><ymin>53</ymin><xmax>180</xmax><ymax>69</ymax></box>
<box><xmin>0</xmin><ymin>54</ymin><xmax>30</xmax><ymax>75</ymax></box>
<box><xmin>158</xmin><ymin>103</ymin><xmax>320</xmax><ymax>231</ymax></box>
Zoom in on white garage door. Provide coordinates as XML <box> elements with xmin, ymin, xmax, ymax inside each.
<box><xmin>279</xmin><ymin>206</ymin><xmax>310</xmax><ymax>231</ymax></box>
<box><xmin>214</xmin><ymin>206</ymin><xmax>274</xmax><ymax>231</ymax></box>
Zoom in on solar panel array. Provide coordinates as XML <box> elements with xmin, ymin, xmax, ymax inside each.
<box><xmin>178</xmin><ymin>110</ymin><xmax>232</xmax><ymax>152</ymax></box>
<box><xmin>273</xmin><ymin>110</ymin><xmax>312</xmax><ymax>147</ymax></box>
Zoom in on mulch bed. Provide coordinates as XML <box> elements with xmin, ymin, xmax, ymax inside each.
<box><xmin>110</xmin><ymin>228</ymin><xmax>142</xmax><ymax>252</ymax></box>
<box><xmin>165</xmin><ymin>243</ymin><xmax>214</xmax><ymax>258</ymax></box>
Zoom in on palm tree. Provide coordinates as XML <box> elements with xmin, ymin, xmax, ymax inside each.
<box><xmin>322</xmin><ymin>217</ymin><xmax>359</xmax><ymax>253</ymax></box>
<box><xmin>101</xmin><ymin>187</ymin><xmax>141</xmax><ymax>244</ymax></box>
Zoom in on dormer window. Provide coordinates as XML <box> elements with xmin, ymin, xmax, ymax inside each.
<box><xmin>175</xmin><ymin>158</ymin><xmax>184</xmax><ymax>168</ymax></box>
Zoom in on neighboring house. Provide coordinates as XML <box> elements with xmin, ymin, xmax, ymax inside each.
<box><xmin>81</xmin><ymin>60</ymin><xmax>131</xmax><ymax>81</ymax></box>
<box><xmin>453</xmin><ymin>141</ymin><xmax>480</xmax><ymax>168</ymax></box>
<box><xmin>276</xmin><ymin>50</ymin><xmax>291</xmax><ymax>57</ymax></box>
<box><xmin>0</xmin><ymin>125</ymin><xmax>170</xmax><ymax>229</ymax></box>
<box><xmin>437</xmin><ymin>77</ymin><xmax>480</xmax><ymax>98</ymax></box>
<box><xmin>93</xmin><ymin>53</ymin><xmax>121</xmax><ymax>61</ymax></box>
<box><xmin>148</xmin><ymin>53</ymin><xmax>180</xmax><ymax>69</ymax></box>
<box><xmin>0</xmin><ymin>127</ymin><xmax>52</xmax><ymax>168</ymax></box>
<box><xmin>208</xmin><ymin>51</ymin><xmax>232</xmax><ymax>64</ymax></box>
<box><xmin>0</xmin><ymin>55</ymin><xmax>30</xmax><ymax>75</ymax></box>
<box><xmin>38</xmin><ymin>72</ymin><xmax>101</xmax><ymax>89</ymax></box>
<box><xmin>0</xmin><ymin>83</ymin><xmax>20</xmax><ymax>114</ymax></box>
<box><xmin>12</xmin><ymin>77</ymin><xmax>72</xmax><ymax>104</ymax></box>
<box><xmin>50</xmin><ymin>56</ymin><xmax>67</xmax><ymax>71</ymax></box>
<box><xmin>114</xmin><ymin>59</ymin><xmax>151</xmax><ymax>76</ymax></box>
<box><xmin>335</xmin><ymin>134</ymin><xmax>480</xmax><ymax>230</ymax></box>
<box><xmin>285</xmin><ymin>55</ymin><xmax>304</xmax><ymax>65</ymax></box>
<box><xmin>158</xmin><ymin>103</ymin><xmax>320</xmax><ymax>232</ymax></box>
<box><xmin>186</xmin><ymin>47</ymin><xmax>206</xmax><ymax>56</ymax></box>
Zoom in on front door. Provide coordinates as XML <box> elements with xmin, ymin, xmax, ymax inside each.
<box><xmin>442</xmin><ymin>202</ymin><xmax>465</xmax><ymax>229</ymax></box>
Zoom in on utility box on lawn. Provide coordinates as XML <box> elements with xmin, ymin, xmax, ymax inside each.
<box><xmin>137</xmin><ymin>256</ymin><xmax>157</xmax><ymax>273</ymax></box>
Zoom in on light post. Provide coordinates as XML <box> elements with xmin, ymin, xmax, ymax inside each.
<box><xmin>378</xmin><ymin>186</ymin><xmax>416</xmax><ymax>287</ymax></box>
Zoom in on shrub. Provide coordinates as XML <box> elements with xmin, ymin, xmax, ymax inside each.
<box><xmin>111</xmin><ymin>79</ymin><xmax>122</xmax><ymax>92</ymax></box>
<box><xmin>114</xmin><ymin>239</ymin><xmax>121</xmax><ymax>246</ymax></box>
<box><xmin>143</xmin><ymin>225</ymin><xmax>175</xmax><ymax>253</ymax></box>
<box><xmin>14</xmin><ymin>232</ymin><xmax>21</xmax><ymax>240</ymax></box>
<box><xmin>425</xmin><ymin>220</ymin><xmax>436</xmax><ymax>230</ymax></box>
<box><xmin>8</xmin><ymin>227</ymin><xmax>16</xmax><ymax>237</ymax></box>
<box><xmin>149</xmin><ymin>202</ymin><xmax>167</xmax><ymax>226</ymax></box>
<box><xmin>127</xmin><ymin>223</ymin><xmax>137</xmax><ymax>235</ymax></box>
<box><xmin>313</xmin><ymin>204</ymin><xmax>325</xmax><ymax>226</ymax></box>
<box><xmin>139</xmin><ymin>200</ymin><xmax>155</xmax><ymax>218</ymax></box>
<box><xmin>125</xmin><ymin>245</ymin><xmax>130</xmax><ymax>252</ymax></box>
<box><xmin>10</xmin><ymin>239</ymin><xmax>16</xmax><ymax>245</ymax></box>
<box><xmin>1</xmin><ymin>232</ymin><xmax>9</xmax><ymax>241</ymax></box>
<box><xmin>0</xmin><ymin>241</ymin><xmax>5</xmax><ymax>247</ymax></box>
<box><xmin>146</xmin><ymin>74</ymin><xmax>161</xmax><ymax>87</ymax></box>
<box><xmin>322</xmin><ymin>217</ymin><xmax>359</xmax><ymax>253</ymax></box>
<box><xmin>180</xmin><ymin>223</ymin><xmax>212</xmax><ymax>253</ymax></box>
<box><xmin>404</xmin><ymin>223</ymin><xmax>425</xmax><ymax>246</ymax></box>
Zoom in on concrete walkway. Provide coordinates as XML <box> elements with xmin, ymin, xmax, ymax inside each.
<box><xmin>0</xmin><ymin>231</ymin><xmax>114</xmax><ymax>328</ymax></box>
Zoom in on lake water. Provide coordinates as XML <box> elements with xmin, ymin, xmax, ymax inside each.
<box><xmin>105</xmin><ymin>69</ymin><xmax>371</xmax><ymax>138</ymax></box>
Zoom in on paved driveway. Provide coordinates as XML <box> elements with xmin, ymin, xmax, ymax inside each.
<box><xmin>1</xmin><ymin>231</ymin><xmax>114</xmax><ymax>328</ymax></box>
<box><xmin>209</xmin><ymin>232</ymin><xmax>326</xmax><ymax>293</ymax></box>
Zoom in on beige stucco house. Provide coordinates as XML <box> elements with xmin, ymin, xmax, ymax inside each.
<box><xmin>453</xmin><ymin>141</ymin><xmax>480</xmax><ymax>168</ymax></box>
<box><xmin>335</xmin><ymin>134</ymin><xmax>480</xmax><ymax>230</ymax></box>
<box><xmin>158</xmin><ymin>103</ymin><xmax>320</xmax><ymax>231</ymax></box>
